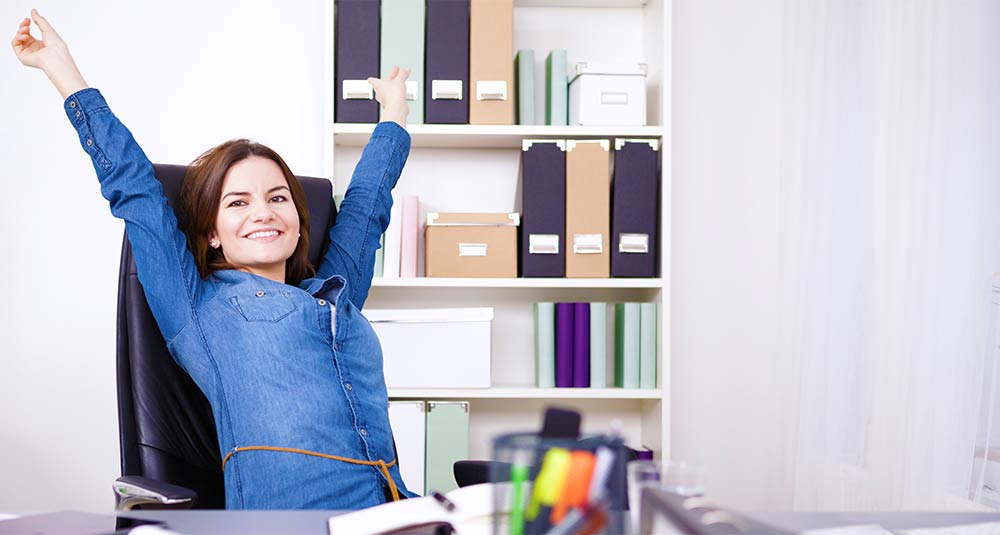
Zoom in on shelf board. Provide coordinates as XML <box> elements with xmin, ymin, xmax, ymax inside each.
<box><xmin>515</xmin><ymin>0</ymin><xmax>648</xmax><ymax>7</ymax></box>
<box><xmin>371</xmin><ymin>277</ymin><xmax>663</xmax><ymax>289</ymax></box>
<box><xmin>332</xmin><ymin>124</ymin><xmax>664</xmax><ymax>148</ymax></box>
<box><xmin>388</xmin><ymin>387</ymin><xmax>662</xmax><ymax>400</ymax></box>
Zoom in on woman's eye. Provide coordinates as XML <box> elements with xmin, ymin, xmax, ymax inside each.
<box><xmin>228</xmin><ymin>200</ymin><xmax>246</xmax><ymax>208</ymax></box>
<box><xmin>270</xmin><ymin>195</ymin><xmax>288</xmax><ymax>203</ymax></box>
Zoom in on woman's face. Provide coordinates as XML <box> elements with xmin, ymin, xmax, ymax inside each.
<box><xmin>209</xmin><ymin>155</ymin><xmax>301</xmax><ymax>282</ymax></box>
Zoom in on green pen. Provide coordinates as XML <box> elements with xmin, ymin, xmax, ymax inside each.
<box><xmin>508</xmin><ymin>450</ymin><xmax>530</xmax><ymax>535</ymax></box>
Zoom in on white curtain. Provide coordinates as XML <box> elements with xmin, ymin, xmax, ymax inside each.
<box><xmin>672</xmin><ymin>0</ymin><xmax>1000</xmax><ymax>511</ymax></box>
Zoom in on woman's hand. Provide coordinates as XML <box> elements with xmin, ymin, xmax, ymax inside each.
<box><xmin>368</xmin><ymin>66</ymin><xmax>410</xmax><ymax>129</ymax></box>
<box><xmin>11</xmin><ymin>9</ymin><xmax>87</xmax><ymax>99</ymax></box>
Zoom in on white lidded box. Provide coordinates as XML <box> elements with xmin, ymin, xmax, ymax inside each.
<box><xmin>568</xmin><ymin>62</ymin><xmax>648</xmax><ymax>126</ymax></box>
<box><xmin>366</xmin><ymin>307</ymin><xmax>493</xmax><ymax>388</ymax></box>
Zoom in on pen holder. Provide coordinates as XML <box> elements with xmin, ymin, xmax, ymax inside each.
<box><xmin>491</xmin><ymin>432</ymin><xmax>628</xmax><ymax>535</ymax></box>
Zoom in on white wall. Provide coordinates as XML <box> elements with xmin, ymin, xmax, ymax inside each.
<box><xmin>0</xmin><ymin>1</ymin><xmax>324</xmax><ymax>512</ymax></box>
<box><xmin>670</xmin><ymin>0</ymin><xmax>798</xmax><ymax>510</ymax></box>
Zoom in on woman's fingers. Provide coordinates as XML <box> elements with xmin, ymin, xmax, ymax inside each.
<box><xmin>30</xmin><ymin>9</ymin><xmax>61</xmax><ymax>43</ymax></box>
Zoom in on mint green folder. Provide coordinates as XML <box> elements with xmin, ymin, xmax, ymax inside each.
<box><xmin>424</xmin><ymin>401</ymin><xmax>469</xmax><ymax>493</ymax></box>
<box><xmin>334</xmin><ymin>194</ymin><xmax>345</xmax><ymax>210</ymax></box>
<box><xmin>374</xmin><ymin>234</ymin><xmax>385</xmax><ymax>278</ymax></box>
<box><xmin>590</xmin><ymin>302</ymin><xmax>607</xmax><ymax>387</ymax></box>
<box><xmin>614</xmin><ymin>303</ymin><xmax>640</xmax><ymax>388</ymax></box>
<box><xmin>639</xmin><ymin>302</ymin><xmax>658</xmax><ymax>388</ymax></box>
<box><xmin>535</xmin><ymin>302</ymin><xmax>556</xmax><ymax>387</ymax></box>
<box><xmin>515</xmin><ymin>50</ymin><xmax>536</xmax><ymax>125</ymax></box>
<box><xmin>545</xmin><ymin>49</ymin><xmax>567</xmax><ymax>126</ymax></box>
<box><xmin>381</xmin><ymin>0</ymin><xmax>425</xmax><ymax>125</ymax></box>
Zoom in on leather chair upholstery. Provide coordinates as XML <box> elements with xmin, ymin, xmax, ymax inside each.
<box><xmin>115</xmin><ymin>164</ymin><xmax>336</xmax><ymax>509</ymax></box>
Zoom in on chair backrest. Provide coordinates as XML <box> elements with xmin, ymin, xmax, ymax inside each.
<box><xmin>116</xmin><ymin>163</ymin><xmax>336</xmax><ymax>509</ymax></box>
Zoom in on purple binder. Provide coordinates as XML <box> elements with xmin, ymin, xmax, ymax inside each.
<box><xmin>335</xmin><ymin>0</ymin><xmax>380</xmax><ymax>123</ymax></box>
<box><xmin>425</xmin><ymin>0</ymin><xmax>470</xmax><ymax>124</ymax></box>
<box><xmin>572</xmin><ymin>303</ymin><xmax>590</xmax><ymax>387</ymax></box>
<box><xmin>520</xmin><ymin>141</ymin><xmax>566</xmax><ymax>277</ymax></box>
<box><xmin>611</xmin><ymin>140</ymin><xmax>659</xmax><ymax>277</ymax></box>
<box><xmin>555</xmin><ymin>302</ymin><xmax>574</xmax><ymax>388</ymax></box>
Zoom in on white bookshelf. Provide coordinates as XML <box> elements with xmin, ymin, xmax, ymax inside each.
<box><xmin>325</xmin><ymin>0</ymin><xmax>672</xmax><ymax>461</ymax></box>
<box><xmin>389</xmin><ymin>388</ymin><xmax>663</xmax><ymax>400</ymax></box>
<box><xmin>372</xmin><ymin>277</ymin><xmax>664</xmax><ymax>289</ymax></box>
<box><xmin>333</xmin><ymin>124</ymin><xmax>665</xmax><ymax>148</ymax></box>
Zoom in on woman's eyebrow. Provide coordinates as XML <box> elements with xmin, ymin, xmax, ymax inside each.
<box><xmin>222</xmin><ymin>186</ymin><xmax>289</xmax><ymax>199</ymax></box>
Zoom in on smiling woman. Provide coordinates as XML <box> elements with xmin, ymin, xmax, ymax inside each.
<box><xmin>177</xmin><ymin>141</ymin><xmax>313</xmax><ymax>285</ymax></box>
<box><xmin>12</xmin><ymin>8</ymin><xmax>419</xmax><ymax>510</ymax></box>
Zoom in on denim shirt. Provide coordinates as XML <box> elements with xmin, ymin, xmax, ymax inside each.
<box><xmin>64</xmin><ymin>88</ymin><xmax>416</xmax><ymax>509</ymax></box>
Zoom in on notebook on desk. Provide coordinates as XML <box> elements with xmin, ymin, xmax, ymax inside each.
<box><xmin>327</xmin><ymin>482</ymin><xmax>511</xmax><ymax>535</ymax></box>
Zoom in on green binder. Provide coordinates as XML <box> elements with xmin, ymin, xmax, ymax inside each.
<box><xmin>424</xmin><ymin>401</ymin><xmax>469</xmax><ymax>493</ymax></box>
<box><xmin>535</xmin><ymin>302</ymin><xmax>556</xmax><ymax>387</ymax></box>
<box><xmin>380</xmin><ymin>0</ymin><xmax>425</xmax><ymax>125</ymax></box>
<box><xmin>614</xmin><ymin>303</ymin><xmax>640</xmax><ymax>388</ymax></box>
<box><xmin>545</xmin><ymin>49</ymin><xmax>567</xmax><ymax>126</ymax></box>
<box><xmin>639</xmin><ymin>302</ymin><xmax>657</xmax><ymax>388</ymax></box>
<box><xmin>590</xmin><ymin>302</ymin><xmax>607</xmax><ymax>387</ymax></box>
<box><xmin>515</xmin><ymin>49</ymin><xmax>536</xmax><ymax>125</ymax></box>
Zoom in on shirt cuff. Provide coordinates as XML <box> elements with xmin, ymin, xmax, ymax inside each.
<box><xmin>372</xmin><ymin>121</ymin><xmax>411</xmax><ymax>153</ymax></box>
<box><xmin>64</xmin><ymin>88</ymin><xmax>108</xmax><ymax>126</ymax></box>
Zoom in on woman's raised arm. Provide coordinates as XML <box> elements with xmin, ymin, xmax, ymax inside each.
<box><xmin>11</xmin><ymin>11</ymin><xmax>202</xmax><ymax>344</ymax></box>
<box><xmin>316</xmin><ymin>67</ymin><xmax>411</xmax><ymax>309</ymax></box>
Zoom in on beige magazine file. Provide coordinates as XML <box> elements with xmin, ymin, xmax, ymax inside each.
<box><xmin>565</xmin><ymin>139</ymin><xmax>611</xmax><ymax>277</ymax></box>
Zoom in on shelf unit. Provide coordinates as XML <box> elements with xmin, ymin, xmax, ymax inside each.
<box><xmin>325</xmin><ymin>0</ymin><xmax>671</xmax><ymax>461</ymax></box>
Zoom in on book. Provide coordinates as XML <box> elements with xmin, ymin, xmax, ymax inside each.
<box><xmin>639</xmin><ymin>302</ymin><xmax>657</xmax><ymax>388</ymax></box>
<box><xmin>545</xmin><ymin>49</ymin><xmax>568</xmax><ymax>126</ymax></box>
<box><xmin>400</xmin><ymin>195</ymin><xmax>419</xmax><ymax>278</ymax></box>
<box><xmin>326</xmin><ymin>482</ymin><xmax>510</xmax><ymax>535</ymax></box>
<box><xmin>383</xmin><ymin>192</ymin><xmax>403</xmax><ymax>278</ymax></box>
<box><xmin>388</xmin><ymin>401</ymin><xmax>426</xmax><ymax>495</ymax></box>
<box><xmin>614</xmin><ymin>303</ymin><xmax>640</xmax><ymax>388</ymax></box>
<box><xmin>535</xmin><ymin>302</ymin><xmax>556</xmax><ymax>388</ymax></box>
<box><xmin>572</xmin><ymin>302</ymin><xmax>590</xmax><ymax>387</ymax></box>
<box><xmin>590</xmin><ymin>302</ymin><xmax>607</xmax><ymax>388</ymax></box>
<box><xmin>555</xmin><ymin>302</ymin><xmax>575</xmax><ymax>388</ymax></box>
<box><xmin>515</xmin><ymin>49</ymin><xmax>536</xmax><ymax>125</ymax></box>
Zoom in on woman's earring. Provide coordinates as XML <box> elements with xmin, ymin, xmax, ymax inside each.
<box><xmin>210</xmin><ymin>239</ymin><xmax>220</xmax><ymax>248</ymax></box>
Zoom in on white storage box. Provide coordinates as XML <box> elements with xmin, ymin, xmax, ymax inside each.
<box><xmin>568</xmin><ymin>62</ymin><xmax>647</xmax><ymax>126</ymax></box>
<box><xmin>366</xmin><ymin>307</ymin><xmax>493</xmax><ymax>388</ymax></box>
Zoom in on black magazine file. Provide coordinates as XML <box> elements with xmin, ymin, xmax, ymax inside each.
<box><xmin>116</xmin><ymin>163</ymin><xmax>336</xmax><ymax>508</ymax></box>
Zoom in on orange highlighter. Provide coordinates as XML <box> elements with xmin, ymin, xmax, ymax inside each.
<box><xmin>550</xmin><ymin>450</ymin><xmax>597</xmax><ymax>524</ymax></box>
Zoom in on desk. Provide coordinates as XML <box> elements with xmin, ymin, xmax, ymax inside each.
<box><xmin>116</xmin><ymin>510</ymin><xmax>1000</xmax><ymax>535</ymax></box>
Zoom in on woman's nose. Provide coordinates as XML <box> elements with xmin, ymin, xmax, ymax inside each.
<box><xmin>251</xmin><ymin>206</ymin><xmax>275</xmax><ymax>223</ymax></box>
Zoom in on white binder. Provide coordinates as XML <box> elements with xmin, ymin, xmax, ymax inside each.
<box><xmin>387</xmin><ymin>400</ymin><xmax>426</xmax><ymax>495</ymax></box>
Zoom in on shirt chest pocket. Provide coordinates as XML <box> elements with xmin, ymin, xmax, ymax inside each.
<box><xmin>227</xmin><ymin>290</ymin><xmax>297</xmax><ymax>322</ymax></box>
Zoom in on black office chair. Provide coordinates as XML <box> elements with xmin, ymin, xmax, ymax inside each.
<box><xmin>113</xmin><ymin>164</ymin><xmax>337</xmax><ymax>510</ymax></box>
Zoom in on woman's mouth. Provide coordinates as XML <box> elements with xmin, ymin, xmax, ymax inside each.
<box><xmin>244</xmin><ymin>229</ymin><xmax>283</xmax><ymax>242</ymax></box>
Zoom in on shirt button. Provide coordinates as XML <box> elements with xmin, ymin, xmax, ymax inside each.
<box><xmin>359</xmin><ymin>428</ymin><xmax>368</xmax><ymax>437</ymax></box>
<box><xmin>75</xmin><ymin>110</ymin><xmax>81</xmax><ymax>118</ymax></box>
<box><xmin>317</xmin><ymin>299</ymin><xmax>327</xmax><ymax>306</ymax></box>
<box><xmin>69</xmin><ymin>101</ymin><xmax>76</xmax><ymax>108</ymax></box>
<box><xmin>255</xmin><ymin>290</ymin><xmax>265</xmax><ymax>297</ymax></box>
<box><xmin>345</xmin><ymin>383</ymin><xmax>353</xmax><ymax>391</ymax></box>
<box><xmin>86</xmin><ymin>139</ymin><xmax>93</xmax><ymax>147</ymax></box>
<box><xmin>335</xmin><ymin>343</ymin><xmax>341</xmax><ymax>351</ymax></box>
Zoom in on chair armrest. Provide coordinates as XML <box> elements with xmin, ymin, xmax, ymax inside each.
<box><xmin>113</xmin><ymin>475</ymin><xmax>197</xmax><ymax>511</ymax></box>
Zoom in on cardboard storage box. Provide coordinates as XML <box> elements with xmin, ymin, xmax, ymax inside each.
<box><xmin>366</xmin><ymin>307</ymin><xmax>493</xmax><ymax>388</ymax></box>
<box><xmin>425</xmin><ymin>212</ymin><xmax>520</xmax><ymax>278</ymax></box>
<box><xmin>568</xmin><ymin>62</ymin><xmax>647</xmax><ymax>126</ymax></box>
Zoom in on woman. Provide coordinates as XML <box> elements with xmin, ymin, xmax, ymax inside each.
<box><xmin>11</xmin><ymin>10</ymin><xmax>417</xmax><ymax>509</ymax></box>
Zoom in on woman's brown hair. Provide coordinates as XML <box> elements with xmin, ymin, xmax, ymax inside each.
<box><xmin>177</xmin><ymin>139</ymin><xmax>315</xmax><ymax>286</ymax></box>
